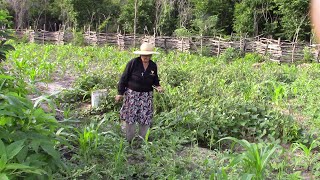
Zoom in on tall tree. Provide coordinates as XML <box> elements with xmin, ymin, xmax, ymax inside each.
<box><xmin>118</xmin><ymin>0</ymin><xmax>156</xmax><ymax>34</ymax></box>
<box><xmin>274</xmin><ymin>0</ymin><xmax>311</xmax><ymax>41</ymax></box>
<box><xmin>5</xmin><ymin>0</ymin><xmax>31</xmax><ymax>29</ymax></box>
<box><xmin>233</xmin><ymin>0</ymin><xmax>277</xmax><ymax>37</ymax></box>
<box><xmin>72</xmin><ymin>0</ymin><xmax>120</xmax><ymax>31</ymax></box>
<box><xmin>207</xmin><ymin>0</ymin><xmax>235</xmax><ymax>35</ymax></box>
<box><xmin>177</xmin><ymin>0</ymin><xmax>191</xmax><ymax>28</ymax></box>
<box><xmin>49</xmin><ymin>0</ymin><xmax>76</xmax><ymax>29</ymax></box>
<box><xmin>72</xmin><ymin>0</ymin><xmax>104</xmax><ymax>29</ymax></box>
<box><xmin>154</xmin><ymin>0</ymin><xmax>178</xmax><ymax>36</ymax></box>
<box><xmin>191</xmin><ymin>0</ymin><xmax>218</xmax><ymax>36</ymax></box>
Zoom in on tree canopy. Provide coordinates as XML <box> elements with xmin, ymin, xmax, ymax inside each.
<box><xmin>1</xmin><ymin>0</ymin><xmax>312</xmax><ymax>41</ymax></box>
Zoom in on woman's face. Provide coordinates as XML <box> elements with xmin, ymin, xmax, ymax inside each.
<box><xmin>141</xmin><ymin>55</ymin><xmax>152</xmax><ymax>63</ymax></box>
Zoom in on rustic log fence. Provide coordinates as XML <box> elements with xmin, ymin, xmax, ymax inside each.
<box><xmin>12</xmin><ymin>28</ymin><xmax>320</xmax><ymax>63</ymax></box>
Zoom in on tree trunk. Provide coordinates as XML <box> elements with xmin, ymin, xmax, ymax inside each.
<box><xmin>254</xmin><ymin>9</ymin><xmax>258</xmax><ymax>36</ymax></box>
<box><xmin>134</xmin><ymin>0</ymin><xmax>138</xmax><ymax>47</ymax></box>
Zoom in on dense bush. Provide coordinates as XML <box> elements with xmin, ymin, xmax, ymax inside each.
<box><xmin>0</xmin><ymin>73</ymin><xmax>64</xmax><ymax>179</ymax></box>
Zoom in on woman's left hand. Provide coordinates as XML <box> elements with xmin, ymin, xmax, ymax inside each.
<box><xmin>155</xmin><ymin>86</ymin><xmax>164</xmax><ymax>93</ymax></box>
<box><xmin>115</xmin><ymin>95</ymin><xmax>123</xmax><ymax>102</ymax></box>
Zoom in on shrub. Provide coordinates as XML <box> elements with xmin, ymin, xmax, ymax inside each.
<box><xmin>220</xmin><ymin>47</ymin><xmax>242</xmax><ymax>63</ymax></box>
<box><xmin>303</xmin><ymin>47</ymin><xmax>314</xmax><ymax>62</ymax></box>
<box><xmin>0</xmin><ymin>74</ymin><xmax>65</xmax><ymax>179</ymax></box>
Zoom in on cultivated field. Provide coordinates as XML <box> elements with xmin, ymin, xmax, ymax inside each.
<box><xmin>1</xmin><ymin>43</ymin><xmax>319</xmax><ymax>179</ymax></box>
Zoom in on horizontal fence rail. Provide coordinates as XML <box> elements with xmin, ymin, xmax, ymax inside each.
<box><xmin>12</xmin><ymin>28</ymin><xmax>320</xmax><ymax>63</ymax></box>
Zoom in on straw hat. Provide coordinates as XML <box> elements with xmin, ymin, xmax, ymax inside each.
<box><xmin>133</xmin><ymin>42</ymin><xmax>159</xmax><ymax>55</ymax></box>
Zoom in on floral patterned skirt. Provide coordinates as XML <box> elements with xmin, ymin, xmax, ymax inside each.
<box><xmin>120</xmin><ymin>89</ymin><xmax>153</xmax><ymax>126</ymax></box>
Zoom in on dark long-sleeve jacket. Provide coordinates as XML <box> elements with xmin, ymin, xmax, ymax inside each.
<box><xmin>117</xmin><ymin>57</ymin><xmax>160</xmax><ymax>95</ymax></box>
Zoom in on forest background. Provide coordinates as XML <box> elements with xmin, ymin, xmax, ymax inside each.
<box><xmin>0</xmin><ymin>0</ymin><xmax>312</xmax><ymax>42</ymax></box>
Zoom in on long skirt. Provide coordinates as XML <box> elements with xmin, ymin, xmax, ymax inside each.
<box><xmin>120</xmin><ymin>89</ymin><xmax>153</xmax><ymax>126</ymax></box>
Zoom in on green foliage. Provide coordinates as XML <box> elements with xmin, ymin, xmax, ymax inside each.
<box><xmin>73</xmin><ymin>74</ymin><xmax>109</xmax><ymax>91</ymax></box>
<box><xmin>233</xmin><ymin>2</ymin><xmax>254</xmax><ymax>35</ymax></box>
<box><xmin>218</xmin><ymin>137</ymin><xmax>279</xmax><ymax>180</ymax></box>
<box><xmin>0</xmin><ymin>73</ymin><xmax>64</xmax><ymax>179</ymax></box>
<box><xmin>72</xmin><ymin>30</ymin><xmax>85</xmax><ymax>46</ymax></box>
<box><xmin>1</xmin><ymin>0</ymin><xmax>314</xmax><ymax>41</ymax></box>
<box><xmin>0</xmin><ymin>74</ymin><xmax>27</xmax><ymax>95</ymax></box>
<box><xmin>0</xmin><ymin>10</ymin><xmax>14</xmax><ymax>62</ymax></box>
<box><xmin>220</xmin><ymin>47</ymin><xmax>242</xmax><ymax>63</ymax></box>
<box><xmin>303</xmin><ymin>47</ymin><xmax>314</xmax><ymax>62</ymax></box>
<box><xmin>57</xmin><ymin>73</ymin><xmax>118</xmax><ymax>103</ymax></box>
<box><xmin>233</xmin><ymin>0</ymin><xmax>280</xmax><ymax>37</ymax></box>
<box><xmin>0</xmin><ymin>139</ymin><xmax>47</xmax><ymax>179</ymax></box>
<box><xmin>76</xmin><ymin>118</ymin><xmax>106</xmax><ymax>161</ymax></box>
<box><xmin>161</xmin><ymin>67</ymin><xmax>190</xmax><ymax>87</ymax></box>
<box><xmin>118</xmin><ymin>0</ymin><xmax>155</xmax><ymax>34</ymax></box>
<box><xmin>98</xmin><ymin>17</ymin><xmax>111</xmax><ymax>32</ymax></box>
<box><xmin>190</xmin><ymin>0</ymin><xmax>218</xmax><ymax>36</ymax></box>
<box><xmin>274</xmin><ymin>0</ymin><xmax>311</xmax><ymax>41</ymax></box>
<box><xmin>192</xmin><ymin>15</ymin><xmax>218</xmax><ymax>36</ymax></box>
<box><xmin>291</xmin><ymin>140</ymin><xmax>319</xmax><ymax>172</ymax></box>
<box><xmin>4</xmin><ymin>43</ymin><xmax>320</xmax><ymax>179</ymax></box>
<box><xmin>0</xmin><ymin>40</ymin><xmax>15</xmax><ymax>62</ymax></box>
<box><xmin>0</xmin><ymin>9</ymin><xmax>12</xmax><ymax>27</ymax></box>
<box><xmin>49</xmin><ymin>0</ymin><xmax>76</xmax><ymax>27</ymax></box>
<box><xmin>70</xmin><ymin>0</ymin><xmax>119</xmax><ymax>29</ymax></box>
<box><xmin>173</xmin><ymin>27</ymin><xmax>192</xmax><ymax>37</ymax></box>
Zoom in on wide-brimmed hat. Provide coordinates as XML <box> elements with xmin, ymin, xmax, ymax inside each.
<box><xmin>133</xmin><ymin>42</ymin><xmax>160</xmax><ymax>55</ymax></box>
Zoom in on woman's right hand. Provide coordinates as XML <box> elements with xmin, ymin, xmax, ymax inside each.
<box><xmin>115</xmin><ymin>95</ymin><xmax>123</xmax><ymax>102</ymax></box>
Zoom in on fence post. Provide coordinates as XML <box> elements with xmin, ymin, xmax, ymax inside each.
<box><xmin>292</xmin><ymin>42</ymin><xmax>296</xmax><ymax>63</ymax></box>
<box><xmin>105</xmin><ymin>25</ymin><xmax>108</xmax><ymax>45</ymax></box>
<box><xmin>243</xmin><ymin>35</ymin><xmax>247</xmax><ymax>55</ymax></box>
<box><xmin>217</xmin><ymin>35</ymin><xmax>221</xmax><ymax>57</ymax></box>
<box><xmin>181</xmin><ymin>37</ymin><xmax>184</xmax><ymax>52</ymax></box>
<box><xmin>164</xmin><ymin>38</ymin><xmax>167</xmax><ymax>53</ymax></box>
<box><xmin>200</xmin><ymin>34</ymin><xmax>203</xmax><ymax>56</ymax></box>
<box><xmin>264</xmin><ymin>39</ymin><xmax>269</xmax><ymax>56</ymax></box>
<box><xmin>240</xmin><ymin>35</ymin><xmax>242</xmax><ymax>52</ymax></box>
<box><xmin>278</xmin><ymin>38</ymin><xmax>281</xmax><ymax>61</ymax></box>
<box><xmin>240</xmin><ymin>35</ymin><xmax>246</xmax><ymax>56</ymax></box>
<box><xmin>43</xmin><ymin>24</ymin><xmax>45</xmax><ymax>44</ymax></box>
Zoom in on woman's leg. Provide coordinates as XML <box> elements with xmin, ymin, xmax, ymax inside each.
<box><xmin>126</xmin><ymin>122</ymin><xmax>135</xmax><ymax>142</ymax></box>
<box><xmin>138</xmin><ymin>124</ymin><xmax>149</xmax><ymax>139</ymax></box>
<box><xmin>138</xmin><ymin>91</ymin><xmax>152</xmax><ymax>139</ymax></box>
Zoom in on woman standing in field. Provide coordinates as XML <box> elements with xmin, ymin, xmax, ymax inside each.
<box><xmin>115</xmin><ymin>42</ymin><xmax>163</xmax><ymax>142</ymax></box>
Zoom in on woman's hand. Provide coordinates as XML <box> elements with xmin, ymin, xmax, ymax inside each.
<box><xmin>115</xmin><ymin>95</ymin><xmax>123</xmax><ymax>102</ymax></box>
<box><xmin>155</xmin><ymin>86</ymin><xmax>164</xmax><ymax>93</ymax></box>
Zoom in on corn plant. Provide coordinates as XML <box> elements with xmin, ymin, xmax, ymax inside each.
<box><xmin>218</xmin><ymin>137</ymin><xmax>279</xmax><ymax>180</ymax></box>
<box><xmin>272</xmin><ymin>83</ymin><xmax>287</xmax><ymax>105</ymax></box>
<box><xmin>113</xmin><ymin>139</ymin><xmax>125</xmax><ymax>174</ymax></box>
<box><xmin>76</xmin><ymin>118</ymin><xmax>107</xmax><ymax>161</ymax></box>
<box><xmin>291</xmin><ymin>140</ymin><xmax>319</xmax><ymax>172</ymax></box>
<box><xmin>210</xmin><ymin>167</ymin><xmax>228</xmax><ymax>180</ymax></box>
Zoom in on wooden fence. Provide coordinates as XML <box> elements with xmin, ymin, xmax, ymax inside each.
<box><xmin>13</xmin><ymin>29</ymin><xmax>320</xmax><ymax>63</ymax></box>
